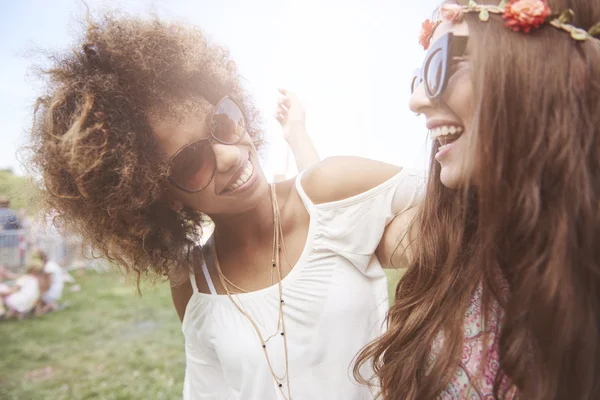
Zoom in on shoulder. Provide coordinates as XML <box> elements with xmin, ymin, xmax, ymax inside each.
<box><xmin>168</xmin><ymin>268</ymin><xmax>194</xmax><ymax>323</ymax></box>
<box><xmin>168</xmin><ymin>250</ymin><xmax>214</xmax><ymax>323</ymax></box>
<box><xmin>301</xmin><ymin>156</ymin><xmax>402</xmax><ymax>205</ymax></box>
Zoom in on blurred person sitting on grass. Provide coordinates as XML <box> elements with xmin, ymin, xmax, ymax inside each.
<box><xmin>2</xmin><ymin>258</ymin><xmax>50</xmax><ymax>320</ymax></box>
<box><xmin>35</xmin><ymin>249</ymin><xmax>65</xmax><ymax>313</ymax></box>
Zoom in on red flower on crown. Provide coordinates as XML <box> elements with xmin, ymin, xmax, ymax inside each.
<box><xmin>502</xmin><ymin>0</ymin><xmax>551</xmax><ymax>33</ymax></box>
<box><xmin>419</xmin><ymin>19</ymin><xmax>437</xmax><ymax>50</ymax></box>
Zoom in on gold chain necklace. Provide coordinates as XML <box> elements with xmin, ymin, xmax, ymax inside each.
<box><xmin>213</xmin><ymin>184</ymin><xmax>292</xmax><ymax>399</ymax></box>
<box><xmin>215</xmin><ymin>251</ymin><xmax>283</xmax><ymax>345</ymax></box>
<box><xmin>219</xmin><ymin>272</ymin><xmax>249</xmax><ymax>293</ymax></box>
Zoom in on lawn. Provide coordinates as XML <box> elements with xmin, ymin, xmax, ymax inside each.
<box><xmin>0</xmin><ymin>271</ymin><xmax>185</xmax><ymax>400</ymax></box>
<box><xmin>0</xmin><ymin>269</ymin><xmax>403</xmax><ymax>399</ymax></box>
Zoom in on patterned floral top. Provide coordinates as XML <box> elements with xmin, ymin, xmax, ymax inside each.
<box><xmin>429</xmin><ymin>284</ymin><xmax>517</xmax><ymax>399</ymax></box>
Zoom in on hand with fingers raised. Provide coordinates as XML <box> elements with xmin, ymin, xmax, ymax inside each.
<box><xmin>275</xmin><ymin>88</ymin><xmax>320</xmax><ymax>170</ymax></box>
<box><xmin>276</xmin><ymin>88</ymin><xmax>307</xmax><ymax>143</ymax></box>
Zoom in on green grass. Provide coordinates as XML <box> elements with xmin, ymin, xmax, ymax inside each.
<box><xmin>0</xmin><ymin>269</ymin><xmax>404</xmax><ymax>400</ymax></box>
<box><xmin>386</xmin><ymin>268</ymin><xmax>403</xmax><ymax>305</ymax></box>
<box><xmin>0</xmin><ymin>271</ymin><xmax>185</xmax><ymax>400</ymax></box>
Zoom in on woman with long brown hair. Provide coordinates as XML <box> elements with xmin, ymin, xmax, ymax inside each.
<box><xmin>356</xmin><ymin>0</ymin><xmax>600</xmax><ymax>399</ymax></box>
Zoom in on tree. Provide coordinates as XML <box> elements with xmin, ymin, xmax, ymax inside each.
<box><xmin>0</xmin><ymin>169</ymin><xmax>37</xmax><ymax>211</ymax></box>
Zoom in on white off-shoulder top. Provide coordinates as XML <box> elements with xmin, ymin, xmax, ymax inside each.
<box><xmin>182</xmin><ymin>168</ymin><xmax>425</xmax><ymax>400</ymax></box>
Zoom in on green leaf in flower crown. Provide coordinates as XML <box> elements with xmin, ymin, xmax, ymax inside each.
<box><xmin>558</xmin><ymin>9</ymin><xmax>575</xmax><ymax>24</ymax></box>
<box><xmin>589</xmin><ymin>22</ymin><xmax>600</xmax><ymax>38</ymax></box>
<box><xmin>570</xmin><ymin>28</ymin><xmax>588</xmax><ymax>41</ymax></box>
<box><xmin>479</xmin><ymin>9</ymin><xmax>490</xmax><ymax>22</ymax></box>
<box><xmin>468</xmin><ymin>0</ymin><xmax>477</xmax><ymax>8</ymax></box>
<box><xmin>498</xmin><ymin>0</ymin><xmax>508</xmax><ymax>8</ymax></box>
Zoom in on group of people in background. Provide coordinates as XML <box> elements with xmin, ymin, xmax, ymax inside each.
<box><xmin>0</xmin><ymin>249</ymin><xmax>68</xmax><ymax>320</ymax></box>
<box><xmin>0</xmin><ymin>194</ymin><xmax>80</xmax><ymax>321</ymax></box>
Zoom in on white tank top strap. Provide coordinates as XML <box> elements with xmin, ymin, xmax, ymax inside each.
<box><xmin>294</xmin><ymin>171</ymin><xmax>314</xmax><ymax>212</ymax></box>
<box><xmin>188</xmin><ymin>271</ymin><xmax>199</xmax><ymax>293</ymax></box>
<box><xmin>200</xmin><ymin>254</ymin><xmax>218</xmax><ymax>295</ymax></box>
<box><xmin>189</xmin><ymin>246</ymin><xmax>217</xmax><ymax>295</ymax></box>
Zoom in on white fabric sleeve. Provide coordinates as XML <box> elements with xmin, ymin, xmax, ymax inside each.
<box><xmin>296</xmin><ymin>167</ymin><xmax>426</xmax><ymax>272</ymax></box>
<box><xmin>390</xmin><ymin>168</ymin><xmax>427</xmax><ymax>215</ymax></box>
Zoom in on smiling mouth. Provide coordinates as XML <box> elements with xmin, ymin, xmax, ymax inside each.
<box><xmin>430</xmin><ymin>125</ymin><xmax>465</xmax><ymax>151</ymax></box>
<box><xmin>222</xmin><ymin>159</ymin><xmax>254</xmax><ymax>193</ymax></box>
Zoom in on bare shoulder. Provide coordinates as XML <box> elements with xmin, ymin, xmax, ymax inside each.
<box><xmin>301</xmin><ymin>156</ymin><xmax>402</xmax><ymax>205</ymax></box>
<box><xmin>168</xmin><ymin>268</ymin><xmax>194</xmax><ymax>323</ymax></box>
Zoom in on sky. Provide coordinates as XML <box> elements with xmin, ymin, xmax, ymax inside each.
<box><xmin>0</xmin><ymin>0</ymin><xmax>439</xmax><ymax>178</ymax></box>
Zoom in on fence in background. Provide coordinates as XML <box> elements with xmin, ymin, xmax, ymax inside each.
<box><xmin>0</xmin><ymin>229</ymin><xmax>93</xmax><ymax>273</ymax></box>
<box><xmin>1</xmin><ymin>222</ymin><xmax>215</xmax><ymax>273</ymax></box>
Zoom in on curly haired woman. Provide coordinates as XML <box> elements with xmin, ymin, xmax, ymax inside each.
<box><xmin>355</xmin><ymin>0</ymin><xmax>600</xmax><ymax>399</ymax></box>
<box><xmin>27</xmin><ymin>10</ymin><xmax>424</xmax><ymax>400</ymax></box>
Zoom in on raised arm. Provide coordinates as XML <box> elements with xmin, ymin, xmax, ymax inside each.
<box><xmin>301</xmin><ymin>156</ymin><xmax>422</xmax><ymax>215</ymax></box>
<box><xmin>276</xmin><ymin>89</ymin><xmax>320</xmax><ymax>171</ymax></box>
<box><xmin>301</xmin><ymin>156</ymin><xmax>424</xmax><ymax>269</ymax></box>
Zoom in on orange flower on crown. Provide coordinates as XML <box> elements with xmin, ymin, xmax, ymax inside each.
<box><xmin>503</xmin><ymin>0</ymin><xmax>551</xmax><ymax>33</ymax></box>
<box><xmin>419</xmin><ymin>19</ymin><xmax>437</xmax><ymax>50</ymax></box>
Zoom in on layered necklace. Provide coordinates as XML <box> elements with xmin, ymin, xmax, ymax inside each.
<box><xmin>213</xmin><ymin>184</ymin><xmax>292</xmax><ymax>399</ymax></box>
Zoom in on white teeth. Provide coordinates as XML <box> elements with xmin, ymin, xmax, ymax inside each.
<box><xmin>431</xmin><ymin>125</ymin><xmax>464</xmax><ymax>139</ymax></box>
<box><xmin>225</xmin><ymin>160</ymin><xmax>254</xmax><ymax>192</ymax></box>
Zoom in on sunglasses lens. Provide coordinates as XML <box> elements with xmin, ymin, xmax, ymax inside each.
<box><xmin>424</xmin><ymin>48</ymin><xmax>444</xmax><ymax>97</ymax></box>
<box><xmin>170</xmin><ymin>140</ymin><xmax>215</xmax><ymax>191</ymax></box>
<box><xmin>212</xmin><ymin>98</ymin><xmax>246</xmax><ymax>144</ymax></box>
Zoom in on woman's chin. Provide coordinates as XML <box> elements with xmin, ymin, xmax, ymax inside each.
<box><xmin>439</xmin><ymin>166</ymin><xmax>465</xmax><ymax>189</ymax></box>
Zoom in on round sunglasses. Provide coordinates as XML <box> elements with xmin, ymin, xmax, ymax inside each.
<box><xmin>411</xmin><ymin>33</ymin><xmax>468</xmax><ymax>99</ymax></box>
<box><xmin>167</xmin><ymin>96</ymin><xmax>247</xmax><ymax>193</ymax></box>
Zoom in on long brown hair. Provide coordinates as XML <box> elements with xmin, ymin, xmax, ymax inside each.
<box><xmin>355</xmin><ymin>1</ymin><xmax>600</xmax><ymax>398</ymax></box>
